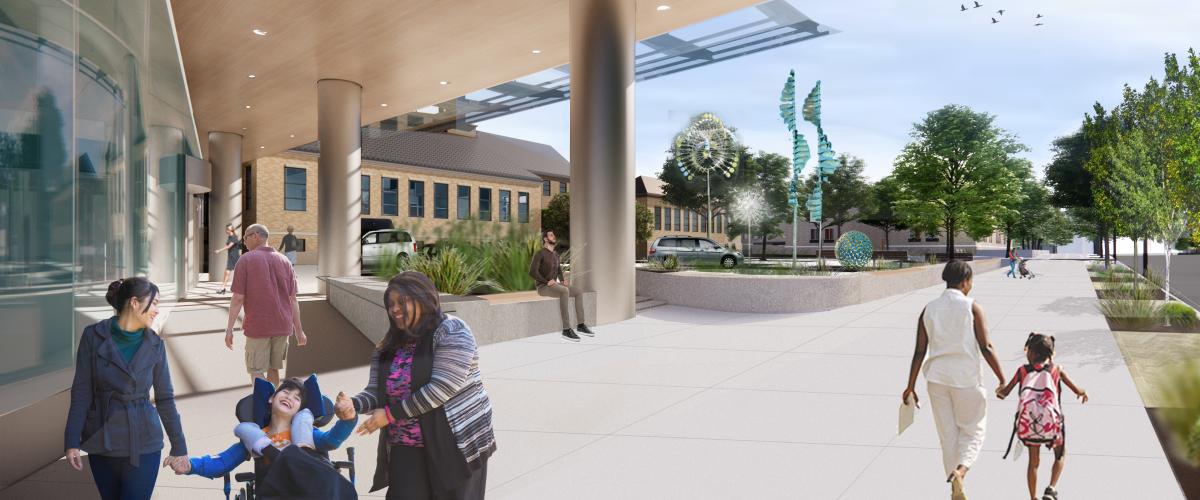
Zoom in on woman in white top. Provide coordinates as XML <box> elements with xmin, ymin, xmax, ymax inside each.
<box><xmin>901</xmin><ymin>260</ymin><xmax>1006</xmax><ymax>500</ymax></box>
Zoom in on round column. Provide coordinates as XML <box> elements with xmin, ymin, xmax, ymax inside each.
<box><xmin>569</xmin><ymin>0</ymin><xmax>636</xmax><ymax>323</ymax></box>
<box><xmin>316</xmin><ymin>79</ymin><xmax>363</xmax><ymax>292</ymax></box>
<box><xmin>207</xmin><ymin>131</ymin><xmax>242</xmax><ymax>281</ymax></box>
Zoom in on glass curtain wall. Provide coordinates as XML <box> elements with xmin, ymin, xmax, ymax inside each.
<box><xmin>0</xmin><ymin>0</ymin><xmax>196</xmax><ymax>393</ymax></box>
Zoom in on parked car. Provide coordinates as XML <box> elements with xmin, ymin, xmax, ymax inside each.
<box><xmin>362</xmin><ymin>229</ymin><xmax>417</xmax><ymax>269</ymax></box>
<box><xmin>648</xmin><ymin>236</ymin><xmax>743</xmax><ymax>268</ymax></box>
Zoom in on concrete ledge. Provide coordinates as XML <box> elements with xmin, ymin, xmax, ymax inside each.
<box><xmin>325</xmin><ymin>277</ymin><xmax>596</xmax><ymax>346</ymax></box>
<box><xmin>635</xmin><ymin>259</ymin><xmax>1003</xmax><ymax>313</ymax></box>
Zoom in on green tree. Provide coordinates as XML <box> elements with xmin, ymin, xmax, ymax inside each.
<box><xmin>635</xmin><ymin>202</ymin><xmax>654</xmax><ymax>243</ymax></box>
<box><xmin>726</xmin><ymin>152</ymin><xmax>791</xmax><ymax>259</ymax></box>
<box><xmin>859</xmin><ymin>175</ymin><xmax>907</xmax><ymax>250</ymax></box>
<box><xmin>891</xmin><ymin>105</ymin><xmax>1026</xmax><ymax>257</ymax></box>
<box><xmin>659</xmin><ymin>147</ymin><xmax>749</xmax><ymax>232</ymax></box>
<box><xmin>539</xmin><ymin>192</ymin><xmax>571</xmax><ymax>243</ymax></box>
<box><xmin>1044</xmin><ymin>129</ymin><xmax>1103</xmax><ymax>253</ymax></box>
<box><xmin>802</xmin><ymin>154</ymin><xmax>874</xmax><ymax>235</ymax></box>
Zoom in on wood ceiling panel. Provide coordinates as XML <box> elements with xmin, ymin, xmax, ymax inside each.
<box><xmin>171</xmin><ymin>0</ymin><xmax>761</xmax><ymax>161</ymax></box>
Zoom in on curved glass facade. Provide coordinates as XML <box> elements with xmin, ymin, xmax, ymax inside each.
<box><xmin>0</xmin><ymin>0</ymin><xmax>197</xmax><ymax>392</ymax></box>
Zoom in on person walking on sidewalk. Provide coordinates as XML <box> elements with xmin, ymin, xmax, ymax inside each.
<box><xmin>225</xmin><ymin>223</ymin><xmax>308</xmax><ymax>386</ymax></box>
<box><xmin>280</xmin><ymin>226</ymin><xmax>301</xmax><ymax>266</ymax></box>
<box><xmin>64</xmin><ymin>277</ymin><xmax>189</xmax><ymax>500</ymax></box>
<box><xmin>1006</xmin><ymin>248</ymin><xmax>1018</xmax><ymax>278</ymax></box>
<box><xmin>214</xmin><ymin>225</ymin><xmax>242</xmax><ymax>294</ymax></box>
<box><xmin>901</xmin><ymin>260</ymin><xmax>1007</xmax><ymax>500</ymax></box>
<box><xmin>529</xmin><ymin>230</ymin><xmax>593</xmax><ymax>342</ymax></box>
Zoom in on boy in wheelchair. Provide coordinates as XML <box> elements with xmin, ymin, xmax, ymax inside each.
<box><xmin>172</xmin><ymin>376</ymin><xmax>358</xmax><ymax>499</ymax></box>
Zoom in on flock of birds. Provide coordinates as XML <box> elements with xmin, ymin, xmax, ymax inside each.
<box><xmin>959</xmin><ymin>1</ymin><xmax>1045</xmax><ymax>26</ymax></box>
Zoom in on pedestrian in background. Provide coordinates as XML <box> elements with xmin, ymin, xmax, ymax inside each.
<box><xmin>214</xmin><ymin>224</ymin><xmax>242</xmax><ymax>294</ymax></box>
<box><xmin>280</xmin><ymin>226</ymin><xmax>301</xmax><ymax>266</ymax></box>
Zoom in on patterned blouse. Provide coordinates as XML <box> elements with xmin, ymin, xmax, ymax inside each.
<box><xmin>385</xmin><ymin>341</ymin><xmax>424</xmax><ymax>447</ymax></box>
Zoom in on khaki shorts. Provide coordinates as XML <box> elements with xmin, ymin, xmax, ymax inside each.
<box><xmin>245</xmin><ymin>335</ymin><xmax>289</xmax><ymax>373</ymax></box>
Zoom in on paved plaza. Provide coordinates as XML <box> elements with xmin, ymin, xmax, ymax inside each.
<box><xmin>3</xmin><ymin>260</ymin><xmax>1184</xmax><ymax>499</ymax></box>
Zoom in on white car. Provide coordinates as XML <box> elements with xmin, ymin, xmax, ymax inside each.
<box><xmin>361</xmin><ymin>229</ymin><xmax>417</xmax><ymax>269</ymax></box>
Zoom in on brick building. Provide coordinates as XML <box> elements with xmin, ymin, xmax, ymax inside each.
<box><xmin>635</xmin><ymin>176</ymin><xmax>734</xmax><ymax>259</ymax></box>
<box><xmin>243</xmin><ymin>128</ymin><xmax>569</xmax><ymax>265</ymax></box>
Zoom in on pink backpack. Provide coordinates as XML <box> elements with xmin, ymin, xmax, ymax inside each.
<box><xmin>1003</xmin><ymin>363</ymin><xmax>1064</xmax><ymax>458</ymax></box>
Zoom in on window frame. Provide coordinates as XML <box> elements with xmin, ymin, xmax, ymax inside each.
<box><xmin>409</xmin><ymin>180</ymin><xmax>425</xmax><ymax>218</ymax></box>
<box><xmin>499</xmin><ymin>189</ymin><xmax>511</xmax><ymax>222</ymax></box>
<box><xmin>361</xmin><ymin>175</ymin><xmax>371</xmax><ymax>215</ymax></box>
<box><xmin>284</xmin><ymin>166</ymin><xmax>306</xmax><ymax>211</ymax></box>
<box><xmin>654</xmin><ymin>206</ymin><xmax>662</xmax><ymax>230</ymax></box>
<box><xmin>542</xmin><ymin>180</ymin><xmax>551</xmax><ymax>196</ymax></box>
<box><xmin>433</xmin><ymin>182</ymin><xmax>449</xmax><ymax>219</ymax></box>
<box><xmin>517</xmin><ymin>191</ymin><xmax>529</xmax><ymax>223</ymax></box>
<box><xmin>479</xmin><ymin>187</ymin><xmax>492</xmax><ymax>221</ymax></box>
<box><xmin>457</xmin><ymin>185</ymin><xmax>471</xmax><ymax>220</ymax></box>
<box><xmin>382</xmin><ymin>177</ymin><xmax>399</xmax><ymax>216</ymax></box>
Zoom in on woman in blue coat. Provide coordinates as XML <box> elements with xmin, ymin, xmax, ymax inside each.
<box><xmin>63</xmin><ymin>278</ymin><xmax>189</xmax><ymax>500</ymax></box>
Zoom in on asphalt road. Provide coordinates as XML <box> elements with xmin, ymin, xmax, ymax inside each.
<box><xmin>1117</xmin><ymin>253</ymin><xmax>1200</xmax><ymax>309</ymax></box>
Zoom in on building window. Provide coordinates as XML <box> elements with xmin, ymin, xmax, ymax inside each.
<box><xmin>925</xmin><ymin>232</ymin><xmax>940</xmax><ymax>242</ymax></box>
<box><xmin>409</xmin><ymin>180</ymin><xmax>425</xmax><ymax>217</ymax></box>
<box><xmin>717</xmin><ymin>215</ymin><xmax>723</xmax><ymax>234</ymax></box>
<box><xmin>457</xmin><ymin>185</ymin><xmax>471</xmax><ymax>220</ymax></box>
<box><xmin>361</xmin><ymin>175</ymin><xmax>371</xmax><ymax>214</ymax></box>
<box><xmin>654</xmin><ymin>207</ymin><xmax>662</xmax><ymax>230</ymax></box>
<box><xmin>499</xmin><ymin>190</ymin><xmax>511</xmax><ymax>222</ymax></box>
<box><xmin>825</xmin><ymin>227</ymin><xmax>836</xmax><ymax>241</ymax></box>
<box><xmin>663</xmin><ymin>207</ymin><xmax>671</xmax><ymax>231</ymax></box>
<box><xmin>908</xmin><ymin>230</ymin><xmax>921</xmax><ymax>242</ymax></box>
<box><xmin>701</xmin><ymin>213</ymin><xmax>708</xmax><ymax>233</ymax></box>
<box><xmin>674</xmin><ymin>208</ymin><xmax>681</xmax><ymax>232</ymax></box>
<box><xmin>542</xmin><ymin>180</ymin><xmax>551</xmax><ymax>196</ymax></box>
<box><xmin>810</xmin><ymin>229</ymin><xmax>819</xmax><ymax>243</ymax></box>
<box><xmin>433</xmin><ymin>183</ymin><xmax>449</xmax><ymax>219</ymax></box>
<box><xmin>560</xmin><ymin>182</ymin><xmax>567</xmax><ymax>193</ymax></box>
<box><xmin>479</xmin><ymin>188</ymin><xmax>492</xmax><ymax>221</ymax></box>
<box><xmin>684</xmin><ymin>210</ymin><xmax>691</xmax><ymax>232</ymax></box>
<box><xmin>517</xmin><ymin>192</ymin><xmax>529</xmax><ymax>223</ymax></box>
<box><xmin>284</xmin><ymin>166</ymin><xmax>306</xmax><ymax>211</ymax></box>
<box><xmin>382</xmin><ymin>178</ymin><xmax>399</xmax><ymax>216</ymax></box>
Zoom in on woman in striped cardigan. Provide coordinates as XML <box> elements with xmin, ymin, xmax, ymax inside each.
<box><xmin>350</xmin><ymin>271</ymin><xmax>497</xmax><ymax>499</ymax></box>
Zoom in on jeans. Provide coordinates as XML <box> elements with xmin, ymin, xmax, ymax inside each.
<box><xmin>88</xmin><ymin>450</ymin><xmax>161</xmax><ymax>500</ymax></box>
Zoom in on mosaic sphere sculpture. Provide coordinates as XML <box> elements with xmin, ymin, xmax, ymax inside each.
<box><xmin>835</xmin><ymin>230</ymin><xmax>873</xmax><ymax>268</ymax></box>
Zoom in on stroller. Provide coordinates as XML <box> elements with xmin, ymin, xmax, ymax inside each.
<box><xmin>1018</xmin><ymin>258</ymin><xmax>1036</xmax><ymax>279</ymax></box>
<box><xmin>222</xmin><ymin>377</ymin><xmax>357</xmax><ymax>500</ymax></box>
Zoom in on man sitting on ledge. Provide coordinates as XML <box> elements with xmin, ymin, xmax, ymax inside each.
<box><xmin>530</xmin><ymin>230</ymin><xmax>594</xmax><ymax>342</ymax></box>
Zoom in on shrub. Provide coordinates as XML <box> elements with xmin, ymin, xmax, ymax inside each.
<box><xmin>1163</xmin><ymin>301</ymin><xmax>1198</xmax><ymax>327</ymax></box>
<box><xmin>1097</xmin><ymin>298</ymin><xmax>1162</xmax><ymax>320</ymax></box>
<box><xmin>661</xmin><ymin>255</ymin><xmax>680</xmax><ymax>271</ymax></box>
<box><xmin>379</xmin><ymin>248</ymin><xmax>497</xmax><ymax>295</ymax></box>
<box><xmin>1157</xmin><ymin>362</ymin><xmax>1200</xmax><ymax>465</ymax></box>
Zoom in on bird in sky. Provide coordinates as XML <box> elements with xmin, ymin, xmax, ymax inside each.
<box><xmin>974</xmin><ymin>1</ymin><xmax>983</xmax><ymax>8</ymax></box>
<box><xmin>1035</xmin><ymin>22</ymin><xmax>1044</xmax><ymax>26</ymax></box>
<box><xmin>960</xmin><ymin>4</ymin><xmax>968</xmax><ymax>11</ymax></box>
<box><xmin>991</xmin><ymin>17</ymin><xmax>999</xmax><ymax>24</ymax></box>
<box><xmin>1036</xmin><ymin>13</ymin><xmax>1044</xmax><ymax>18</ymax></box>
<box><xmin>997</xmin><ymin>9</ymin><xmax>1005</xmax><ymax>15</ymax></box>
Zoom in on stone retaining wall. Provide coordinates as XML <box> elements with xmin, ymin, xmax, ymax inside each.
<box><xmin>325</xmin><ymin>277</ymin><xmax>596</xmax><ymax>346</ymax></box>
<box><xmin>635</xmin><ymin>259</ymin><xmax>1003</xmax><ymax>313</ymax></box>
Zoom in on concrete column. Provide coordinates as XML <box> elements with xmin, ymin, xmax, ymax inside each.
<box><xmin>569</xmin><ymin>0</ymin><xmax>636</xmax><ymax>323</ymax></box>
<box><xmin>207</xmin><ymin>131</ymin><xmax>242</xmax><ymax>281</ymax></box>
<box><xmin>316</xmin><ymin>79</ymin><xmax>362</xmax><ymax>292</ymax></box>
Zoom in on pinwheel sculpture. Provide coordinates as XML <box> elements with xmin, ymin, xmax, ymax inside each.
<box><xmin>673</xmin><ymin>113</ymin><xmax>740</xmax><ymax>238</ymax></box>
<box><xmin>779</xmin><ymin>70</ymin><xmax>811</xmax><ymax>267</ymax></box>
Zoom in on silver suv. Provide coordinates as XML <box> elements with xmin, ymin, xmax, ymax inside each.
<box><xmin>648</xmin><ymin>236</ymin><xmax>743</xmax><ymax>268</ymax></box>
<box><xmin>362</xmin><ymin>229</ymin><xmax>417</xmax><ymax>269</ymax></box>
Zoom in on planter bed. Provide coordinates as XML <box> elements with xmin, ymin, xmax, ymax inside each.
<box><xmin>1105</xmin><ymin>316</ymin><xmax>1200</xmax><ymax>333</ymax></box>
<box><xmin>1147</xmin><ymin>408</ymin><xmax>1200</xmax><ymax>499</ymax></box>
<box><xmin>1096</xmin><ymin>288</ymin><xmax>1167</xmax><ymax>300</ymax></box>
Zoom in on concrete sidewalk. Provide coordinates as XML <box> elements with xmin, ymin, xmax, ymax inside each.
<box><xmin>3</xmin><ymin>261</ymin><xmax>1181</xmax><ymax>499</ymax></box>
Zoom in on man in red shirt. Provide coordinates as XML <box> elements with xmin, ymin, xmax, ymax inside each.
<box><xmin>226</xmin><ymin>224</ymin><xmax>307</xmax><ymax>385</ymax></box>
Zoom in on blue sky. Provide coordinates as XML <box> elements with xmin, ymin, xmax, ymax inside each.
<box><xmin>479</xmin><ymin>0</ymin><xmax>1200</xmax><ymax>182</ymax></box>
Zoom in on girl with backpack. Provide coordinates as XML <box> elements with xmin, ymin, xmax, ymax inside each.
<box><xmin>996</xmin><ymin>333</ymin><xmax>1089</xmax><ymax>500</ymax></box>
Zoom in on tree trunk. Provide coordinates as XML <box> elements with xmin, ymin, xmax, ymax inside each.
<box><xmin>1142</xmin><ymin>238</ymin><xmax>1149</xmax><ymax>274</ymax></box>
<box><xmin>1102</xmin><ymin>230</ymin><xmax>1110</xmax><ymax>268</ymax></box>
<box><xmin>1133</xmin><ymin>237</ymin><xmax>1139</xmax><ymax>275</ymax></box>
<box><xmin>945</xmin><ymin>219</ymin><xmax>955</xmax><ymax>259</ymax></box>
<box><xmin>883</xmin><ymin>228</ymin><xmax>890</xmax><ymax>250</ymax></box>
<box><xmin>760</xmin><ymin>233</ymin><xmax>768</xmax><ymax>261</ymax></box>
<box><xmin>1111</xmin><ymin>230</ymin><xmax>1118</xmax><ymax>265</ymax></box>
<box><xmin>1094</xmin><ymin>222</ymin><xmax>1104</xmax><ymax>255</ymax></box>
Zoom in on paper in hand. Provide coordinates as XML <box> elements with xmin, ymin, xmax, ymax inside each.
<box><xmin>897</xmin><ymin>394</ymin><xmax>917</xmax><ymax>435</ymax></box>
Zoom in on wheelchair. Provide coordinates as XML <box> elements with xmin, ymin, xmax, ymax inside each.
<box><xmin>221</xmin><ymin>392</ymin><xmax>356</xmax><ymax>500</ymax></box>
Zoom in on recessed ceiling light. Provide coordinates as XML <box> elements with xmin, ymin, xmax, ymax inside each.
<box><xmin>439</xmin><ymin>81</ymin><xmax>449</xmax><ymax>85</ymax></box>
<box><xmin>248</xmin><ymin>74</ymin><xmax>256</xmax><ymax>79</ymax></box>
<box><xmin>289</xmin><ymin>134</ymin><xmax>295</xmax><ymax>138</ymax></box>
<box><xmin>656</xmin><ymin>4</ymin><xmax>670</xmax><ymax>11</ymax></box>
<box><xmin>259</xmin><ymin>146</ymin><xmax>265</xmax><ymax>149</ymax></box>
<box><xmin>241</xmin><ymin>127</ymin><xmax>247</xmax><ymax>130</ymax></box>
<box><xmin>417</xmin><ymin>105</ymin><xmax>440</xmax><ymax>114</ymax></box>
<box><xmin>245</xmin><ymin>105</ymin><xmax>251</xmax><ymax>109</ymax></box>
<box><xmin>252</xmin><ymin>29</ymin><xmax>268</xmax><ymax>36</ymax></box>
<box><xmin>531</xmin><ymin>49</ymin><xmax>542</xmax><ymax>54</ymax></box>
<box><xmin>380</xmin><ymin>103</ymin><xmax>388</xmax><ymax>107</ymax></box>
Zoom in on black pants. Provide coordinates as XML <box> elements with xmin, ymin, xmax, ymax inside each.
<box><xmin>88</xmin><ymin>451</ymin><xmax>160</xmax><ymax>500</ymax></box>
<box><xmin>386</xmin><ymin>445</ymin><xmax>487</xmax><ymax>500</ymax></box>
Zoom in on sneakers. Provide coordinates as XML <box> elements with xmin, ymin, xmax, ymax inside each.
<box><xmin>218</xmin><ymin>288</ymin><xmax>227</xmax><ymax>294</ymax></box>
<box><xmin>561</xmin><ymin>329</ymin><xmax>581</xmax><ymax>342</ymax></box>
<box><xmin>576</xmin><ymin>323</ymin><xmax>595</xmax><ymax>337</ymax></box>
<box><xmin>1042</xmin><ymin>486</ymin><xmax>1058</xmax><ymax>500</ymax></box>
